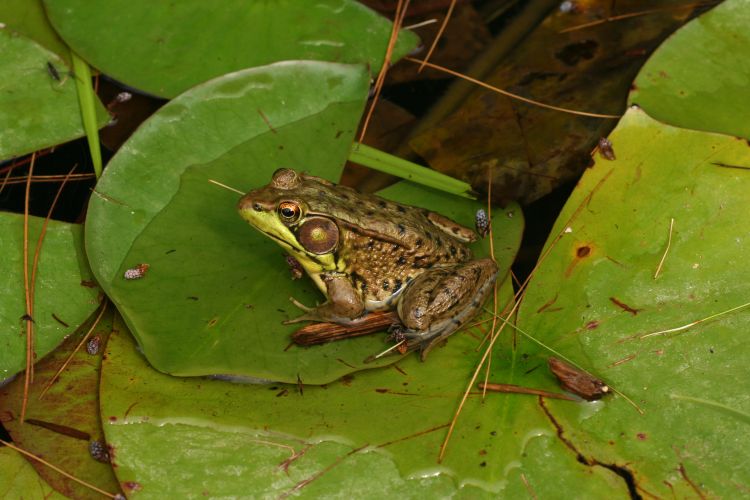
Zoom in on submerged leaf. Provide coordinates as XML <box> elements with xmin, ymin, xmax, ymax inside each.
<box><xmin>0</xmin><ymin>213</ymin><xmax>99</xmax><ymax>381</ymax></box>
<box><xmin>0</xmin><ymin>447</ymin><xmax>67</xmax><ymax>500</ymax></box>
<box><xmin>0</xmin><ymin>308</ymin><xmax>120</xmax><ymax>498</ymax></box>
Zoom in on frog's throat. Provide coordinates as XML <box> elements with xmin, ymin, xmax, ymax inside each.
<box><xmin>241</xmin><ymin>209</ymin><xmax>338</xmax><ymax>272</ymax></box>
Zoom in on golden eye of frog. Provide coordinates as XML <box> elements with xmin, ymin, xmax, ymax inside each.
<box><xmin>237</xmin><ymin>168</ymin><xmax>497</xmax><ymax>360</ymax></box>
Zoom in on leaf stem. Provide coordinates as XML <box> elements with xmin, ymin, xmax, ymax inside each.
<box><xmin>71</xmin><ymin>51</ymin><xmax>103</xmax><ymax>179</ymax></box>
<box><xmin>349</xmin><ymin>142</ymin><xmax>475</xmax><ymax>198</ymax></box>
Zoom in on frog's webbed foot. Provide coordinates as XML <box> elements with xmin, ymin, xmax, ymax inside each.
<box><xmin>368</xmin><ymin>259</ymin><xmax>498</xmax><ymax>362</ymax></box>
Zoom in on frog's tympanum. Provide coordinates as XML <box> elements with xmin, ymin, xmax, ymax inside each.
<box><xmin>238</xmin><ymin>168</ymin><xmax>498</xmax><ymax>360</ymax></box>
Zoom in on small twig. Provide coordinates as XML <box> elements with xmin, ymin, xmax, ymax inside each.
<box><xmin>0</xmin><ymin>149</ymin><xmax>55</xmax><ymax>176</ymax></box>
<box><xmin>359</xmin><ymin>0</ymin><xmax>411</xmax><ymax>142</ymax></box>
<box><xmin>639</xmin><ymin>301</ymin><xmax>750</xmax><ymax>339</ymax></box>
<box><xmin>404</xmin><ymin>57</ymin><xmax>621</xmax><ymax>119</ymax></box>
<box><xmin>418</xmin><ymin>0</ymin><xmax>456</xmax><ymax>72</ymax></box>
<box><xmin>208</xmin><ymin>179</ymin><xmax>244</xmax><ymax>195</ymax></box>
<box><xmin>711</xmin><ymin>161</ymin><xmax>750</xmax><ymax>170</ymax></box>
<box><xmin>558</xmin><ymin>1</ymin><xmax>719</xmax><ymax>33</ymax></box>
<box><xmin>0</xmin><ymin>161</ymin><xmax>14</xmax><ymax>195</ymax></box>
<box><xmin>478</xmin><ymin>382</ymin><xmax>576</xmax><ymax>401</ymax></box>
<box><xmin>670</xmin><ymin>394</ymin><xmax>750</xmax><ymax>423</ymax></box>
<box><xmin>364</xmin><ymin>339</ymin><xmax>407</xmax><ymax>363</ymax></box>
<box><xmin>257</xmin><ymin>109</ymin><xmax>277</xmax><ymax>134</ymax></box>
<box><xmin>277</xmin><ymin>444</ymin><xmax>313</xmax><ymax>475</ymax></box>
<box><xmin>402</xmin><ymin>18</ymin><xmax>438</xmax><ymax>30</ymax></box>
<box><xmin>520</xmin><ymin>472</ymin><xmax>538</xmax><ymax>500</ymax></box>
<box><xmin>654</xmin><ymin>217</ymin><xmax>674</xmax><ymax>279</ymax></box>
<box><xmin>0</xmin><ymin>173</ymin><xmax>94</xmax><ymax>185</ymax></box>
<box><xmin>280</xmin><ymin>444</ymin><xmax>368</xmax><ymax>499</ymax></box>
<box><xmin>26</xmin><ymin>164</ymin><xmax>78</xmax><ymax>404</ymax></box>
<box><xmin>39</xmin><ymin>301</ymin><xmax>108</xmax><ymax>399</ymax></box>
<box><xmin>21</xmin><ymin>153</ymin><xmax>37</xmax><ymax>423</ymax></box>
<box><xmin>481</xmin><ymin>162</ymin><xmax>497</xmax><ymax>399</ymax></box>
<box><xmin>0</xmin><ymin>439</ymin><xmax>117</xmax><ymax>498</ymax></box>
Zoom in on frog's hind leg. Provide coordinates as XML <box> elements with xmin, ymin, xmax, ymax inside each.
<box><xmin>396</xmin><ymin>259</ymin><xmax>498</xmax><ymax>360</ymax></box>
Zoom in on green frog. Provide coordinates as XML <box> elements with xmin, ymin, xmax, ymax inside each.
<box><xmin>237</xmin><ymin>168</ymin><xmax>498</xmax><ymax>359</ymax></box>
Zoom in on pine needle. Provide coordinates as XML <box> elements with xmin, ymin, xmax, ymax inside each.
<box><xmin>653</xmin><ymin>218</ymin><xmax>674</xmax><ymax>279</ymax></box>
<box><xmin>39</xmin><ymin>301</ymin><xmax>108</xmax><ymax>399</ymax></box>
<box><xmin>405</xmin><ymin>57</ymin><xmax>621</xmax><ymax>119</ymax></box>
<box><xmin>0</xmin><ymin>439</ymin><xmax>117</xmax><ymax>498</ymax></box>
<box><xmin>21</xmin><ymin>153</ymin><xmax>36</xmax><ymax>422</ymax></box>
<box><xmin>418</xmin><ymin>0</ymin><xmax>456</xmax><ymax>72</ymax></box>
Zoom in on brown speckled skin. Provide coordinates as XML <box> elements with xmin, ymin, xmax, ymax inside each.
<box><xmin>238</xmin><ymin>169</ymin><xmax>498</xmax><ymax>356</ymax></box>
<box><xmin>240</xmin><ymin>169</ymin><xmax>475</xmax><ymax>306</ymax></box>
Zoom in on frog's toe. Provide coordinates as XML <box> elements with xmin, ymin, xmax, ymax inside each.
<box><xmin>289</xmin><ymin>296</ymin><xmax>315</xmax><ymax>312</ymax></box>
<box><xmin>281</xmin><ymin>297</ymin><xmax>318</xmax><ymax>324</ymax></box>
<box><xmin>282</xmin><ymin>315</ymin><xmax>313</xmax><ymax>325</ymax></box>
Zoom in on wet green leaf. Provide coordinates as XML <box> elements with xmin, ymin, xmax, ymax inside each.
<box><xmin>100</xmin><ymin>273</ymin><xmax>624</xmax><ymax>498</ymax></box>
<box><xmin>630</xmin><ymin>0</ymin><xmax>750</xmax><ymax>139</ymax></box>
<box><xmin>0</xmin><ymin>307</ymin><xmax>120</xmax><ymax>498</ymax></box>
<box><xmin>0</xmin><ymin>29</ymin><xmax>109</xmax><ymax>161</ymax></box>
<box><xmin>0</xmin><ymin>213</ymin><xmax>100</xmax><ymax>381</ymax></box>
<box><xmin>44</xmin><ymin>0</ymin><xmax>419</xmax><ymax>98</ymax></box>
<box><xmin>0</xmin><ymin>447</ymin><xmax>67</xmax><ymax>500</ymax></box>
<box><xmin>0</xmin><ymin>0</ymin><xmax>70</xmax><ymax>62</ymax></box>
<box><xmin>85</xmin><ymin>60</ymin><xmax>523</xmax><ymax>384</ymax></box>
<box><xmin>516</xmin><ymin>107</ymin><xmax>750</xmax><ymax>497</ymax></box>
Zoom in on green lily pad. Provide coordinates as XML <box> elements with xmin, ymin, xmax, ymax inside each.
<box><xmin>44</xmin><ymin>0</ymin><xmax>419</xmax><ymax>98</ymax></box>
<box><xmin>0</xmin><ymin>447</ymin><xmax>67</xmax><ymax>500</ymax></box>
<box><xmin>0</xmin><ymin>307</ymin><xmax>120</xmax><ymax>498</ymax></box>
<box><xmin>85</xmin><ymin>59</ymin><xmax>523</xmax><ymax>384</ymax></box>
<box><xmin>0</xmin><ymin>213</ymin><xmax>100</xmax><ymax>381</ymax></box>
<box><xmin>100</xmin><ymin>275</ymin><xmax>624</xmax><ymax>498</ymax></box>
<box><xmin>0</xmin><ymin>0</ymin><xmax>70</xmax><ymax>62</ymax></box>
<box><xmin>515</xmin><ymin>107</ymin><xmax>750</xmax><ymax>497</ymax></box>
<box><xmin>630</xmin><ymin>0</ymin><xmax>750</xmax><ymax>139</ymax></box>
<box><xmin>0</xmin><ymin>29</ymin><xmax>109</xmax><ymax>161</ymax></box>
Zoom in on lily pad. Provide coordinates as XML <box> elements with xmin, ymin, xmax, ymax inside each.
<box><xmin>515</xmin><ymin>106</ymin><xmax>750</xmax><ymax>497</ymax></box>
<box><xmin>44</xmin><ymin>0</ymin><xmax>419</xmax><ymax>98</ymax></box>
<box><xmin>99</xmin><ymin>274</ymin><xmax>626</xmax><ymax>498</ymax></box>
<box><xmin>85</xmin><ymin>59</ymin><xmax>523</xmax><ymax>384</ymax></box>
<box><xmin>0</xmin><ymin>29</ymin><xmax>109</xmax><ymax>161</ymax></box>
<box><xmin>0</xmin><ymin>446</ymin><xmax>67</xmax><ymax>500</ymax></box>
<box><xmin>0</xmin><ymin>0</ymin><xmax>70</xmax><ymax>62</ymax></box>
<box><xmin>0</xmin><ymin>213</ymin><xmax>100</xmax><ymax>381</ymax></box>
<box><xmin>0</xmin><ymin>307</ymin><xmax>120</xmax><ymax>498</ymax></box>
<box><xmin>630</xmin><ymin>0</ymin><xmax>750</xmax><ymax>139</ymax></box>
<box><xmin>85</xmin><ymin>61</ymin><xmax>364</xmax><ymax>384</ymax></box>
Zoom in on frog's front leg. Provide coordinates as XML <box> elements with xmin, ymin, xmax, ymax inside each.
<box><xmin>396</xmin><ymin>258</ymin><xmax>498</xmax><ymax>360</ymax></box>
<box><xmin>284</xmin><ymin>272</ymin><xmax>365</xmax><ymax>325</ymax></box>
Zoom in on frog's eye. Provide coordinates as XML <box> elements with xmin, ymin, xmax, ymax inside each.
<box><xmin>278</xmin><ymin>201</ymin><xmax>301</xmax><ymax>222</ymax></box>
